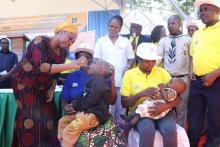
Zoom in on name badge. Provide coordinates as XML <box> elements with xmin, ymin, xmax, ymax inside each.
<box><xmin>117</xmin><ymin>46</ymin><xmax>124</xmax><ymax>50</ymax></box>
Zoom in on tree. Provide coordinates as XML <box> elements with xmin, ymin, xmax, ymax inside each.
<box><xmin>177</xmin><ymin>0</ymin><xmax>195</xmax><ymax>15</ymax></box>
<box><xmin>123</xmin><ymin>0</ymin><xmax>195</xmax><ymax>17</ymax></box>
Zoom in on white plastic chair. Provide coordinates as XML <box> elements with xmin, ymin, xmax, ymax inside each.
<box><xmin>128</xmin><ymin>124</ymin><xmax>190</xmax><ymax>147</ymax></box>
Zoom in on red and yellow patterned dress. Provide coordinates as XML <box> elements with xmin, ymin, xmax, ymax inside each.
<box><xmin>11</xmin><ymin>36</ymin><xmax>66</xmax><ymax>147</ymax></box>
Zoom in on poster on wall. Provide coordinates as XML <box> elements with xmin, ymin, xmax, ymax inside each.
<box><xmin>0</xmin><ymin>12</ymin><xmax>87</xmax><ymax>35</ymax></box>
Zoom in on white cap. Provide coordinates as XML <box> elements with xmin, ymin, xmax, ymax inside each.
<box><xmin>130</xmin><ymin>17</ymin><xmax>142</xmax><ymax>26</ymax></box>
<box><xmin>136</xmin><ymin>43</ymin><xmax>162</xmax><ymax>60</ymax></box>
<box><xmin>74</xmin><ymin>42</ymin><xmax>94</xmax><ymax>56</ymax></box>
<box><xmin>186</xmin><ymin>21</ymin><xmax>199</xmax><ymax>29</ymax></box>
<box><xmin>195</xmin><ymin>0</ymin><xmax>220</xmax><ymax>8</ymax></box>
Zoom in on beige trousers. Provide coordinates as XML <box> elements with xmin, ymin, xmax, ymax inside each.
<box><xmin>58</xmin><ymin>112</ymin><xmax>99</xmax><ymax>147</ymax></box>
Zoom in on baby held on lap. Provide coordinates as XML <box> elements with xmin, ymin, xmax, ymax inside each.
<box><xmin>121</xmin><ymin>79</ymin><xmax>186</xmax><ymax>130</ymax></box>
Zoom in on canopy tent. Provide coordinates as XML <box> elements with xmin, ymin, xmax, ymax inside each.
<box><xmin>0</xmin><ymin>0</ymin><xmax>120</xmax><ymax>60</ymax></box>
<box><xmin>0</xmin><ymin>0</ymin><xmax>120</xmax><ymax>37</ymax></box>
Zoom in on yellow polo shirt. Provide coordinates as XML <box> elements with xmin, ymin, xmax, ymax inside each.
<box><xmin>121</xmin><ymin>66</ymin><xmax>171</xmax><ymax>114</ymax></box>
<box><xmin>190</xmin><ymin>21</ymin><xmax>220</xmax><ymax>76</ymax></box>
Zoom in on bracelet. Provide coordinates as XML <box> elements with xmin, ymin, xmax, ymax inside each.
<box><xmin>48</xmin><ymin>63</ymin><xmax>52</xmax><ymax>72</ymax></box>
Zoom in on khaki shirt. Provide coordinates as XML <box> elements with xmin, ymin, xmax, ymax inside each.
<box><xmin>157</xmin><ymin>34</ymin><xmax>191</xmax><ymax>76</ymax></box>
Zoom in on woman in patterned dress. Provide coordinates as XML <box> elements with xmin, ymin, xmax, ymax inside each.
<box><xmin>9</xmin><ymin>22</ymin><xmax>87</xmax><ymax>147</ymax></box>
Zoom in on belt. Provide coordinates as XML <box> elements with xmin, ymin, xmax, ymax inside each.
<box><xmin>195</xmin><ymin>75</ymin><xmax>204</xmax><ymax>79</ymax></box>
<box><xmin>171</xmin><ymin>74</ymin><xmax>188</xmax><ymax>78</ymax></box>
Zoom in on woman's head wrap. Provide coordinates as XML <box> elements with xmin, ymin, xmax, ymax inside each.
<box><xmin>54</xmin><ymin>22</ymin><xmax>78</xmax><ymax>34</ymax></box>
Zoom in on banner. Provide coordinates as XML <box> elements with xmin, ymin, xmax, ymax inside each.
<box><xmin>0</xmin><ymin>12</ymin><xmax>87</xmax><ymax>35</ymax></box>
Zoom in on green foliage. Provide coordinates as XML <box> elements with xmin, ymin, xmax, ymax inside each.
<box><xmin>180</xmin><ymin>0</ymin><xmax>195</xmax><ymax>15</ymax></box>
<box><xmin>124</xmin><ymin>0</ymin><xmax>195</xmax><ymax>15</ymax></box>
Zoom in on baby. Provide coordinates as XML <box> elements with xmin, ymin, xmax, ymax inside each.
<box><xmin>121</xmin><ymin>79</ymin><xmax>186</xmax><ymax>130</ymax></box>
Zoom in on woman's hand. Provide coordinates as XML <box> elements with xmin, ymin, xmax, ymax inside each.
<box><xmin>46</xmin><ymin>88</ymin><xmax>54</xmax><ymax>102</ymax></box>
<box><xmin>69</xmin><ymin>56</ymin><xmax>88</xmax><ymax>69</ymax></box>
<box><xmin>139</xmin><ymin>87</ymin><xmax>160</xmax><ymax>99</ymax></box>
<box><xmin>46</xmin><ymin>80</ymin><xmax>56</xmax><ymax>102</ymax></box>
<box><xmin>109</xmin><ymin>64</ymin><xmax>115</xmax><ymax>80</ymax></box>
<box><xmin>147</xmin><ymin>102</ymin><xmax>170</xmax><ymax>117</ymax></box>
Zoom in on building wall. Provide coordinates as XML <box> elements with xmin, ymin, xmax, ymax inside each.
<box><xmin>0</xmin><ymin>0</ymin><xmax>119</xmax><ymax>18</ymax></box>
<box><xmin>0</xmin><ymin>0</ymin><xmax>119</xmax><ymax>61</ymax></box>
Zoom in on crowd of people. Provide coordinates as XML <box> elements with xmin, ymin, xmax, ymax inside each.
<box><xmin>0</xmin><ymin>0</ymin><xmax>220</xmax><ymax>147</ymax></box>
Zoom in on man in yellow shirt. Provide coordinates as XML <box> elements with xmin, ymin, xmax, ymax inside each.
<box><xmin>121</xmin><ymin>43</ymin><xmax>180</xmax><ymax>147</ymax></box>
<box><xmin>188</xmin><ymin>0</ymin><xmax>220</xmax><ymax>147</ymax></box>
